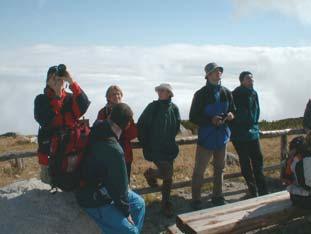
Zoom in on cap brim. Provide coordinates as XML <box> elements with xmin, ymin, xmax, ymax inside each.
<box><xmin>155</xmin><ymin>86</ymin><xmax>174</xmax><ymax>97</ymax></box>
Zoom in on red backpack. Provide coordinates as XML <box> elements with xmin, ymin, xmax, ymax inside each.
<box><xmin>49</xmin><ymin>119</ymin><xmax>90</xmax><ymax>191</ymax></box>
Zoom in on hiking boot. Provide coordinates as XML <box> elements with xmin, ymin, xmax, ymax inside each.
<box><xmin>162</xmin><ymin>201</ymin><xmax>174</xmax><ymax>218</ymax></box>
<box><xmin>241</xmin><ymin>193</ymin><xmax>258</xmax><ymax>200</ymax></box>
<box><xmin>143</xmin><ymin>168</ymin><xmax>158</xmax><ymax>188</ymax></box>
<box><xmin>190</xmin><ymin>200</ymin><xmax>203</xmax><ymax>210</ymax></box>
<box><xmin>211</xmin><ymin>196</ymin><xmax>228</xmax><ymax>206</ymax></box>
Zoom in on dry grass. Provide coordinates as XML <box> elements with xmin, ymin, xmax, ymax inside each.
<box><xmin>0</xmin><ymin>135</ymin><xmax>299</xmax><ymax>189</ymax></box>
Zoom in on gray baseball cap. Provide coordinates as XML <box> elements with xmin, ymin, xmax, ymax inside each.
<box><xmin>204</xmin><ymin>62</ymin><xmax>223</xmax><ymax>76</ymax></box>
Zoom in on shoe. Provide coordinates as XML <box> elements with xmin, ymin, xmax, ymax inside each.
<box><xmin>143</xmin><ymin>168</ymin><xmax>158</xmax><ymax>188</ymax></box>
<box><xmin>241</xmin><ymin>193</ymin><xmax>258</xmax><ymax>200</ymax></box>
<box><xmin>162</xmin><ymin>201</ymin><xmax>174</xmax><ymax>218</ymax></box>
<box><xmin>211</xmin><ymin>196</ymin><xmax>228</xmax><ymax>206</ymax></box>
<box><xmin>190</xmin><ymin>200</ymin><xmax>203</xmax><ymax>210</ymax></box>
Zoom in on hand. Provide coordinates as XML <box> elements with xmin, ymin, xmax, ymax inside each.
<box><xmin>127</xmin><ymin>214</ymin><xmax>135</xmax><ymax>225</ymax></box>
<box><xmin>225</xmin><ymin>112</ymin><xmax>234</xmax><ymax>122</ymax></box>
<box><xmin>60</xmin><ymin>70</ymin><xmax>74</xmax><ymax>85</ymax></box>
<box><xmin>212</xmin><ymin>116</ymin><xmax>223</xmax><ymax>127</ymax></box>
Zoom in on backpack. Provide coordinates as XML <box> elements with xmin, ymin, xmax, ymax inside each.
<box><xmin>48</xmin><ymin>119</ymin><xmax>90</xmax><ymax>192</ymax></box>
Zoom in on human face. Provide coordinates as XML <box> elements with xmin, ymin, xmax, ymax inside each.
<box><xmin>108</xmin><ymin>90</ymin><xmax>122</xmax><ymax>105</ymax></box>
<box><xmin>157</xmin><ymin>89</ymin><xmax>171</xmax><ymax>100</ymax></box>
<box><xmin>241</xmin><ymin>74</ymin><xmax>254</xmax><ymax>89</ymax></box>
<box><xmin>207</xmin><ymin>68</ymin><xmax>222</xmax><ymax>85</ymax></box>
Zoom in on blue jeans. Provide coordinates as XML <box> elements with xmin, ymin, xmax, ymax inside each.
<box><xmin>84</xmin><ymin>190</ymin><xmax>145</xmax><ymax>234</ymax></box>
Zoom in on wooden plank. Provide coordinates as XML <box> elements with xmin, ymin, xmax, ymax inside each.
<box><xmin>176</xmin><ymin>191</ymin><xmax>288</xmax><ymax>233</ymax></box>
<box><xmin>177</xmin><ymin>191</ymin><xmax>309</xmax><ymax>234</ymax></box>
<box><xmin>0</xmin><ymin>151</ymin><xmax>36</xmax><ymax>162</ymax></box>
<box><xmin>134</xmin><ymin>164</ymin><xmax>280</xmax><ymax>195</ymax></box>
<box><xmin>167</xmin><ymin>224</ymin><xmax>183</xmax><ymax>234</ymax></box>
<box><xmin>0</xmin><ymin>128</ymin><xmax>305</xmax><ymax>161</ymax></box>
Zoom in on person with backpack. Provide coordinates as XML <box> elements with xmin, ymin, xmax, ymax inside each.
<box><xmin>137</xmin><ymin>83</ymin><xmax>180</xmax><ymax>217</ymax></box>
<box><xmin>285</xmin><ymin>133</ymin><xmax>311</xmax><ymax>209</ymax></box>
<box><xmin>303</xmin><ymin>99</ymin><xmax>311</xmax><ymax>134</ymax></box>
<box><xmin>190</xmin><ymin>62</ymin><xmax>235</xmax><ymax>210</ymax></box>
<box><xmin>34</xmin><ymin>64</ymin><xmax>90</xmax><ymax>190</ymax></box>
<box><xmin>76</xmin><ymin>103</ymin><xmax>145</xmax><ymax>234</ymax></box>
<box><xmin>230</xmin><ymin>71</ymin><xmax>268</xmax><ymax>198</ymax></box>
<box><xmin>96</xmin><ymin>85</ymin><xmax>137</xmax><ymax>182</ymax></box>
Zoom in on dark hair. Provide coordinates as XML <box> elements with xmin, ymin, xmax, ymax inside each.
<box><xmin>46</xmin><ymin>66</ymin><xmax>57</xmax><ymax>83</ymax></box>
<box><xmin>110</xmin><ymin>103</ymin><xmax>133</xmax><ymax>130</ymax></box>
<box><xmin>239</xmin><ymin>71</ymin><xmax>253</xmax><ymax>83</ymax></box>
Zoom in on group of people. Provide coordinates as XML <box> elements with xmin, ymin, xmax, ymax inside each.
<box><xmin>34</xmin><ymin>62</ymin><xmax>310</xmax><ymax>234</ymax></box>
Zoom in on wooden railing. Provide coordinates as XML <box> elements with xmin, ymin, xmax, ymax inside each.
<box><xmin>0</xmin><ymin>128</ymin><xmax>306</xmax><ymax>194</ymax></box>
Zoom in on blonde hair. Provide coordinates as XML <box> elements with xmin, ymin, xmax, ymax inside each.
<box><xmin>106</xmin><ymin>85</ymin><xmax>123</xmax><ymax>100</ymax></box>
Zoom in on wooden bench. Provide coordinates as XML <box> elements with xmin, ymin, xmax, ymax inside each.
<box><xmin>174</xmin><ymin>191</ymin><xmax>310</xmax><ymax>234</ymax></box>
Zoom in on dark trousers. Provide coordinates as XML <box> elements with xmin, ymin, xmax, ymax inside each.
<box><xmin>232</xmin><ymin>139</ymin><xmax>268</xmax><ymax>196</ymax></box>
<box><xmin>126</xmin><ymin>162</ymin><xmax>132</xmax><ymax>183</ymax></box>
<box><xmin>148</xmin><ymin>161</ymin><xmax>174</xmax><ymax>203</ymax></box>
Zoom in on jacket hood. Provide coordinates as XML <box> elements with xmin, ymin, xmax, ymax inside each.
<box><xmin>90</xmin><ymin>120</ymin><xmax>117</xmax><ymax>141</ymax></box>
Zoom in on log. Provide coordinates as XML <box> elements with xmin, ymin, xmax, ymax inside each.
<box><xmin>176</xmin><ymin>191</ymin><xmax>309</xmax><ymax>234</ymax></box>
<box><xmin>134</xmin><ymin>164</ymin><xmax>280</xmax><ymax>195</ymax></box>
<box><xmin>0</xmin><ymin>128</ymin><xmax>305</xmax><ymax>161</ymax></box>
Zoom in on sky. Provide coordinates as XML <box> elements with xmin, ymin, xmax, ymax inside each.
<box><xmin>0</xmin><ymin>0</ymin><xmax>311</xmax><ymax>134</ymax></box>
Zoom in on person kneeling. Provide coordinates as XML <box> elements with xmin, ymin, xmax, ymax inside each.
<box><xmin>76</xmin><ymin>103</ymin><xmax>145</xmax><ymax>234</ymax></box>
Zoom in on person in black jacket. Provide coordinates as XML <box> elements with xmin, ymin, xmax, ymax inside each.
<box><xmin>34</xmin><ymin>65</ymin><xmax>90</xmax><ymax>185</ymax></box>
<box><xmin>76</xmin><ymin>103</ymin><xmax>145</xmax><ymax>234</ymax></box>
<box><xmin>303</xmin><ymin>99</ymin><xmax>311</xmax><ymax>134</ymax></box>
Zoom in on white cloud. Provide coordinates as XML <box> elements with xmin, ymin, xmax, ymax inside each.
<box><xmin>0</xmin><ymin>44</ymin><xmax>310</xmax><ymax>134</ymax></box>
<box><xmin>232</xmin><ymin>0</ymin><xmax>311</xmax><ymax>24</ymax></box>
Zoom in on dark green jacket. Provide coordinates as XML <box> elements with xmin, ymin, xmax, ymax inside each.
<box><xmin>75</xmin><ymin>120</ymin><xmax>130</xmax><ymax>217</ymax></box>
<box><xmin>230</xmin><ymin>86</ymin><xmax>260</xmax><ymax>142</ymax></box>
<box><xmin>137</xmin><ymin>99</ymin><xmax>181</xmax><ymax>162</ymax></box>
<box><xmin>303</xmin><ymin>99</ymin><xmax>311</xmax><ymax>130</ymax></box>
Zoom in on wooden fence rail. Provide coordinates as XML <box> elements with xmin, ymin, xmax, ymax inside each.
<box><xmin>0</xmin><ymin>128</ymin><xmax>306</xmax><ymax>194</ymax></box>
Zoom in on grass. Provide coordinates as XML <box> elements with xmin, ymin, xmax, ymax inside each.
<box><xmin>0</xmin><ymin>134</ymin><xmax>293</xmax><ymax>189</ymax></box>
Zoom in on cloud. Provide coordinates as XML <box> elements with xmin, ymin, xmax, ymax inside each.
<box><xmin>232</xmin><ymin>0</ymin><xmax>311</xmax><ymax>24</ymax></box>
<box><xmin>0</xmin><ymin>44</ymin><xmax>310</xmax><ymax>134</ymax></box>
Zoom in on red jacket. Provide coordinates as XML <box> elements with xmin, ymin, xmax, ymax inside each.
<box><xmin>97</xmin><ymin>105</ymin><xmax>137</xmax><ymax>163</ymax></box>
<box><xmin>34</xmin><ymin>82</ymin><xmax>90</xmax><ymax>165</ymax></box>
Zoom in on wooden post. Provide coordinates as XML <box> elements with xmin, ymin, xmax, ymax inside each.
<box><xmin>280</xmin><ymin>135</ymin><xmax>288</xmax><ymax>179</ymax></box>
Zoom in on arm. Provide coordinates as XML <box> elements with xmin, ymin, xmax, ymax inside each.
<box><xmin>103</xmin><ymin>151</ymin><xmax>130</xmax><ymax>217</ymax></box>
<box><xmin>303</xmin><ymin>99</ymin><xmax>311</xmax><ymax>131</ymax></box>
<box><xmin>34</xmin><ymin>94</ymin><xmax>57</xmax><ymax>128</ymax></box>
<box><xmin>137</xmin><ymin>103</ymin><xmax>153</xmax><ymax>145</ymax></box>
<box><xmin>174</xmin><ymin>105</ymin><xmax>181</xmax><ymax>136</ymax></box>
<box><xmin>189</xmin><ymin>91</ymin><xmax>212</xmax><ymax>126</ymax></box>
<box><xmin>70</xmin><ymin>82</ymin><xmax>91</xmax><ymax>119</ymax></box>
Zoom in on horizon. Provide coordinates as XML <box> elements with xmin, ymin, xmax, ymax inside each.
<box><xmin>0</xmin><ymin>1</ymin><xmax>311</xmax><ymax>134</ymax></box>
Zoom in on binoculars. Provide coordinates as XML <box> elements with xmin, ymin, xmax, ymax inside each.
<box><xmin>55</xmin><ymin>64</ymin><xmax>67</xmax><ymax>77</ymax></box>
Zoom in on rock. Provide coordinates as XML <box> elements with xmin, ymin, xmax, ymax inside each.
<box><xmin>178</xmin><ymin>124</ymin><xmax>192</xmax><ymax>137</ymax></box>
<box><xmin>0</xmin><ymin>178</ymin><xmax>101</xmax><ymax>234</ymax></box>
<box><xmin>226</xmin><ymin>152</ymin><xmax>239</xmax><ymax>166</ymax></box>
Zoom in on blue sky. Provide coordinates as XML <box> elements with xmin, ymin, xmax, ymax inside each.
<box><xmin>1</xmin><ymin>0</ymin><xmax>311</xmax><ymax>47</ymax></box>
<box><xmin>1</xmin><ymin>0</ymin><xmax>311</xmax><ymax>134</ymax></box>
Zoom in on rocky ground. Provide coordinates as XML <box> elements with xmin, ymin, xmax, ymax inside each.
<box><xmin>1</xmin><ymin>134</ymin><xmax>311</xmax><ymax>233</ymax></box>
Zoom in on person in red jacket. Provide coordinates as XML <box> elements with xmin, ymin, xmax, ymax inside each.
<box><xmin>34</xmin><ymin>65</ymin><xmax>90</xmax><ymax>185</ymax></box>
<box><xmin>96</xmin><ymin>85</ymin><xmax>137</xmax><ymax>182</ymax></box>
